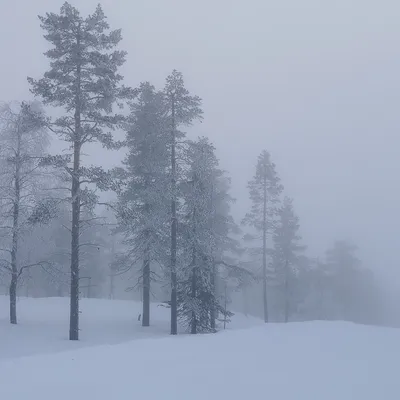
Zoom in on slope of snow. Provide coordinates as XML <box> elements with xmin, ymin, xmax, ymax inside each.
<box><xmin>0</xmin><ymin>321</ymin><xmax>398</xmax><ymax>400</ymax></box>
<box><xmin>0</xmin><ymin>296</ymin><xmax>262</xmax><ymax>360</ymax></box>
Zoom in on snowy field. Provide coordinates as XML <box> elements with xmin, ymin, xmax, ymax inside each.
<box><xmin>0</xmin><ymin>297</ymin><xmax>399</xmax><ymax>399</ymax></box>
<box><xmin>0</xmin><ymin>296</ymin><xmax>262</xmax><ymax>360</ymax></box>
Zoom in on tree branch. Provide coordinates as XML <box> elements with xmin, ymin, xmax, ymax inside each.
<box><xmin>18</xmin><ymin>261</ymin><xmax>52</xmax><ymax>278</ymax></box>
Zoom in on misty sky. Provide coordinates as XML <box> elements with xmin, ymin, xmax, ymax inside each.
<box><xmin>0</xmin><ymin>0</ymin><xmax>399</xmax><ymax>282</ymax></box>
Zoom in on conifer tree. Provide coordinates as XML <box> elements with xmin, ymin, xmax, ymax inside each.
<box><xmin>324</xmin><ymin>240</ymin><xmax>362</xmax><ymax>320</ymax></box>
<box><xmin>162</xmin><ymin>70</ymin><xmax>203</xmax><ymax>335</ymax></box>
<box><xmin>178</xmin><ymin>137</ymin><xmax>234</xmax><ymax>333</ymax></box>
<box><xmin>28</xmin><ymin>2</ymin><xmax>134</xmax><ymax>340</ymax></box>
<box><xmin>242</xmin><ymin>150</ymin><xmax>283</xmax><ymax>323</ymax></box>
<box><xmin>178</xmin><ymin>138</ymin><xmax>215</xmax><ymax>333</ymax></box>
<box><xmin>117</xmin><ymin>82</ymin><xmax>169</xmax><ymax>327</ymax></box>
<box><xmin>209</xmin><ymin>170</ymin><xmax>242</xmax><ymax>329</ymax></box>
<box><xmin>271</xmin><ymin>196</ymin><xmax>306</xmax><ymax>322</ymax></box>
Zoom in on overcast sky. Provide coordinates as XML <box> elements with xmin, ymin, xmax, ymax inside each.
<box><xmin>0</xmin><ymin>0</ymin><xmax>399</xmax><ymax>282</ymax></box>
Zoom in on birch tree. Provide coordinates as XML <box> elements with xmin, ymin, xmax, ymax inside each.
<box><xmin>242</xmin><ymin>150</ymin><xmax>283</xmax><ymax>323</ymax></box>
<box><xmin>162</xmin><ymin>70</ymin><xmax>203</xmax><ymax>335</ymax></box>
<box><xmin>28</xmin><ymin>2</ymin><xmax>134</xmax><ymax>340</ymax></box>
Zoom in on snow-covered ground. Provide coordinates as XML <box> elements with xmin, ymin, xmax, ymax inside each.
<box><xmin>0</xmin><ymin>297</ymin><xmax>398</xmax><ymax>399</ymax></box>
<box><xmin>0</xmin><ymin>295</ymin><xmax>262</xmax><ymax>360</ymax></box>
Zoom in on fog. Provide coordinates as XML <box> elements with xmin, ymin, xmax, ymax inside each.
<box><xmin>0</xmin><ymin>0</ymin><xmax>399</xmax><ymax>327</ymax></box>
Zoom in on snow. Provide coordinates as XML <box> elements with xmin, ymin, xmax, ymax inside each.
<box><xmin>0</xmin><ymin>297</ymin><xmax>398</xmax><ymax>399</ymax></box>
<box><xmin>0</xmin><ymin>296</ymin><xmax>262</xmax><ymax>360</ymax></box>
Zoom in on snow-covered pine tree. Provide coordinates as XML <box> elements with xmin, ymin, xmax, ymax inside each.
<box><xmin>178</xmin><ymin>137</ymin><xmax>221</xmax><ymax>333</ymax></box>
<box><xmin>0</xmin><ymin>101</ymin><xmax>50</xmax><ymax>324</ymax></box>
<box><xmin>28</xmin><ymin>3</ymin><xmax>134</xmax><ymax>340</ymax></box>
<box><xmin>209</xmin><ymin>171</ymin><xmax>243</xmax><ymax>329</ymax></box>
<box><xmin>117</xmin><ymin>82</ymin><xmax>170</xmax><ymax>327</ymax></box>
<box><xmin>162</xmin><ymin>70</ymin><xmax>203</xmax><ymax>335</ymax></box>
<box><xmin>178</xmin><ymin>137</ymin><xmax>245</xmax><ymax>333</ymax></box>
<box><xmin>242</xmin><ymin>150</ymin><xmax>283</xmax><ymax>323</ymax></box>
<box><xmin>271</xmin><ymin>196</ymin><xmax>306</xmax><ymax>322</ymax></box>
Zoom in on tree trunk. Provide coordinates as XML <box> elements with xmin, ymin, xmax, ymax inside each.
<box><xmin>10</xmin><ymin>135</ymin><xmax>21</xmax><ymax>324</ymax></box>
<box><xmin>9</xmin><ymin>273</ymin><xmax>17</xmax><ymax>324</ymax></box>
<box><xmin>262</xmin><ymin>171</ymin><xmax>268</xmax><ymax>323</ymax></box>
<box><xmin>284</xmin><ymin>259</ymin><xmax>289</xmax><ymax>323</ymax></box>
<box><xmin>69</xmin><ymin>29</ymin><xmax>82</xmax><ymax>341</ymax></box>
<box><xmin>190</xmin><ymin>248</ymin><xmax>197</xmax><ymax>334</ymax></box>
<box><xmin>209</xmin><ymin>182</ymin><xmax>216</xmax><ymax>331</ymax></box>
<box><xmin>109</xmin><ymin>236</ymin><xmax>115</xmax><ymax>300</ymax></box>
<box><xmin>210</xmin><ymin>261</ymin><xmax>216</xmax><ymax>331</ymax></box>
<box><xmin>142</xmin><ymin>244</ymin><xmax>150</xmax><ymax>327</ymax></box>
<box><xmin>69</xmin><ymin>138</ymin><xmax>81</xmax><ymax>341</ymax></box>
<box><xmin>223</xmin><ymin>282</ymin><xmax>228</xmax><ymax>330</ymax></box>
<box><xmin>243</xmin><ymin>285</ymin><xmax>248</xmax><ymax>316</ymax></box>
<box><xmin>170</xmin><ymin>95</ymin><xmax>178</xmax><ymax>335</ymax></box>
<box><xmin>109</xmin><ymin>273</ymin><xmax>114</xmax><ymax>300</ymax></box>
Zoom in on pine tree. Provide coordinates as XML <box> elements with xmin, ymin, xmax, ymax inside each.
<box><xmin>179</xmin><ymin>138</ymin><xmax>215</xmax><ymax>333</ymax></box>
<box><xmin>28</xmin><ymin>2</ymin><xmax>134</xmax><ymax>340</ymax></box>
<box><xmin>325</xmin><ymin>240</ymin><xmax>362</xmax><ymax>320</ymax></box>
<box><xmin>178</xmin><ymin>138</ymin><xmax>228</xmax><ymax>333</ymax></box>
<box><xmin>209</xmin><ymin>170</ymin><xmax>242</xmax><ymax>330</ymax></box>
<box><xmin>178</xmin><ymin>137</ymin><xmax>246</xmax><ymax>333</ymax></box>
<box><xmin>242</xmin><ymin>150</ymin><xmax>283</xmax><ymax>323</ymax></box>
<box><xmin>271</xmin><ymin>196</ymin><xmax>306</xmax><ymax>322</ymax></box>
<box><xmin>162</xmin><ymin>70</ymin><xmax>203</xmax><ymax>335</ymax></box>
<box><xmin>117</xmin><ymin>82</ymin><xmax>169</xmax><ymax>327</ymax></box>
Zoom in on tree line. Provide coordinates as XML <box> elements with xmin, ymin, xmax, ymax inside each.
<box><xmin>0</xmin><ymin>2</ymin><xmax>384</xmax><ymax>340</ymax></box>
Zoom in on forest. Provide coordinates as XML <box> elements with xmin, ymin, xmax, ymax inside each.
<box><xmin>0</xmin><ymin>2</ymin><xmax>385</xmax><ymax>341</ymax></box>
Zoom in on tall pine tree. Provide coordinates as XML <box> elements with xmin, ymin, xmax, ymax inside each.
<box><xmin>242</xmin><ymin>150</ymin><xmax>283</xmax><ymax>323</ymax></box>
<box><xmin>117</xmin><ymin>82</ymin><xmax>169</xmax><ymax>327</ymax></box>
<box><xmin>271</xmin><ymin>196</ymin><xmax>305</xmax><ymax>322</ymax></box>
<box><xmin>179</xmin><ymin>137</ymin><xmax>235</xmax><ymax>333</ymax></box>
<box><xmin>28</xmin><ymin>2</ymin><xmax>134</xmax><ymax>340</ymax></box>
<box><xmin>162</xmin><ymin>70</ymin><xmax>203</xmax><ymax>335</ymax></box>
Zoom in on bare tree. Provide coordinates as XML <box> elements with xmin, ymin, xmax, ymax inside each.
<box><xmin>0</xmin><ymin>101</ymin><xmax>51</xmax><ymax>324</ymax></box>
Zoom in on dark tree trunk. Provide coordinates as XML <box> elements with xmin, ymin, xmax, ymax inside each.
<box><xmin>170</xmin><ymin>95</ymin><xmax>178</xmax><ymax>335</ymax></box>
<box><xmin>210</xmin><ymin>261</ymin><xmax>216</xmax><ymax>331</ymax></box>
<box><xmin>209</xmin><ymin>182</ymin><xmax>216</xmax><ymax>331</ymax></box>
<box><xmin>223</xmin><ymin>282</ymin><xmax>228</xmax><ymax>330</ymax></box>
<box><xmin>9</xmin><ymin>273</ymin><xmax>17</xmax><ymax>324</ymax></box>
<box><xmin>190</xmin><ymin>250</ymin><xmax>197</xmax><ymax>334</ymax></box>
<box><xmin>142</xmin><ymin>244</ymin><xmax>150</xmax><ymax>327</ymax></box>
<box><xmin>69</xmin><ymin>29</ymin><xmax>82</xmax><ymax>341</ymax></box>
<box><xmin>262</xmin><ymin>171</ymin><xmax>268</xmax><ymax>323</ymax></box>
<box><xmin>10</xmin><ymin>137</ymin><xmax>21</xmax><ymax>325</ymax></box>
<box><xmin>69</xmin><ymin>138</ymin><xmax>81</xmax><ymax>341</ymax></box>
